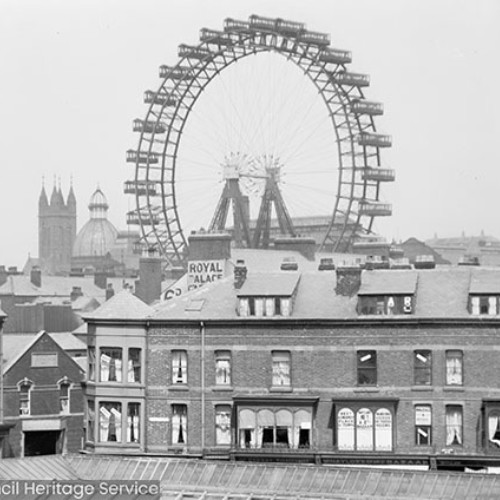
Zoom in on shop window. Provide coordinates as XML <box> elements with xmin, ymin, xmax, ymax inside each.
<box><xmin>336</xmin><ymin>405</ymin><xmax>393</xmax><ymax>451</ymax></box>
<box><xmin>445</xmin><ymin>350</ymin><xmax>463</xmax><ymax>386</ymax></box>
<box><xmin>357</xmin><ymin>350</ymin><xmax>377</xmax><ymax>385</ymax></box>
<box><xmin>18</xmin><ymin>380</ymin><xmax>33</xmax><ymax>416</ymax></box>
<box><xmin>272</xmin><ymin>351</ymin><xmax>291</xmax><ymax>387</ymax></box>
<box><xmin>415</xmin><ymin>405</ymin><xmax>432</xmax><ymax>446</ymax></box>
<box><xmin>127</xmin><ymin>403</ymin><xmax>140</xmax><ymax>443</ymax></box>
<box><xmin>58</xmin><ymin>378</ymin><xmax>71</xmax><ymax>414</ymax></box>
<box><xmin>87</xmin><ymin>400</ymin><xmax>95</xmax><ymax>442</ymax></box>
<box><xmin>172</xmin><ymin>350</ymin><xmax>188</xmax><ymax>384</ymax></box>
<box><xmin>100</xmin><ymin>348</ymin><xmax>123</xmax><ymax>382</ymax></box>
<box><xmin>237</xmin><ymin>408</ymin><xmax>311</xmax><ymax>449</ymax></box>
<box><xmin>215</xmin><ymin>351</ymin><xmax>231</xmax><ymax>386</ymax></box>
<box><xmin>99</xmin><ymin>402</ymin><xmax>122</xmax><ymax>442</ymax></box>
<box><xmin>414</xmin><ymin>350</ymin><xmax>432</xmax><ymax>386</ymax></box>
<box><xmin>445</xmin><ymin>405</ymin><xmax>463</xmax><ymax>446</ymax></box>
<box><xmin>172</xmin><ymin>405</ymin><xmax>187</xmax><ymax>444</ymax></box>
<box><xmin>128</xmin><ymin>348</ymin><xmax>141</xmax><ymax>383</ymax></box>
<box><xmin>215</xmin><ymin>405</ymin><xmax>231</xmax><ymax>445</ymax></box>
<box><xmin>88</xmin><ymin>347</ymin><xmax>95</xmax><ymax>381</ymax></box>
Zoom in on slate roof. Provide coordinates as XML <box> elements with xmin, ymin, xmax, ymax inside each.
<box><xmin>84</xmin><ymin>289</ymin><xmax>153</xmax><ymax>320</ymax></box>
<box><xmin>358</xmin><ymin>270</ymin><xmax>418</xmax><ymax>295</ymax></box>
<box><xmin>0</xmin><ymin>275</ymin><xmax>105</xmax><ymax>299</ymax></box>
<box><xmin>1</xmin><ymin>333</ymin><xmax>39</xmax><ymax>373</ymax></box>
<box><xmin>469</xmin><ymin>268</ymin><xmax>500</xmax><ymax>294</ymax></box>
<box><xmin>48</xmin><ymin>332</ymin><xmax>86</xmax><ymax>351</ymax></box>
<box><xmin>152</xmin><ymin>266</ymin><xmax>500</xmax><ymax>321</ymax></box>
<box><xmin>2</xmin><ymin>331</ymin><xmax>87</xmax><ymax>373</ymax></box>
<box><xmin>238</xmin><ymin>272</ymin><xmax>300</xmax><ymax>297</ymax></box>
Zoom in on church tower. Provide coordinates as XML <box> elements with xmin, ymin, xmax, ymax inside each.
<box><xmin>38</xmin><ymin>180</ymin><xmax>77</xmax><ymax>274</ymax></box>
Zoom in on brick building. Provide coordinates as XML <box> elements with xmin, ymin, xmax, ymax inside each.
<box><xmin>1</xmin><ymin>331</ymin><xmax>85</xmax><ymax>457</ymax></box>
<box><xmin>82</xmin><ymin>258</ymin><xmax>500</xmax><ymax>470</ymax></box>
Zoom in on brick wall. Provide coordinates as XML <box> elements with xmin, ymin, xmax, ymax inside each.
<box><xmin>145</xmin><ymin>321</ymin><xmax>500</xmax><ymax>458</ymax></box>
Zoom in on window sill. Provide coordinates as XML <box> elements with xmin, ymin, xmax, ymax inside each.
<box><xmin>270</xmin><ymin>386</ymin><xmax>293</xmax><ymax>393</ymax></box>
<box><xmin>353</xmin><ymin>387</ymin><xmax>379</xmax><ymax>393</ymax></box>
<box><xmin>168</xmin><ymin>385</ymin><xmax>189</xmax><ymax>391</ymax></box>
<box><xmin>211</xmin><ymin>386</ymin><xmax>234</xmax><ymax>392</ymax></box>
<box><xmin>443</xmin><ymin>386</ymin><xmax>464</xmax><ymax>392</ymax></box>
<box><xmin>411</xmin><ymin>386</ymin><xmax>434</xmax><ymax>392</ymax></box>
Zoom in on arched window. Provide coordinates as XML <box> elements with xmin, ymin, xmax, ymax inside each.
<box><xmin>18</xmin><ymin>378</ymin><xmax>33</xmax><ymax>416</ymax></box>
<box><xmin>57</xmin><ymin>377</ymin><xmax>71</xmax><ymax>414</ymax></box>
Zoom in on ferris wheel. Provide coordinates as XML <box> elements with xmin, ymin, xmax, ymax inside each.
<box><xmin>125</xmin><ymin>14</ymin><xmax>394</xmax><ymax>267</ymax></box>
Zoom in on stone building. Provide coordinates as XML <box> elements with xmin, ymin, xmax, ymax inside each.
<box><xmin>38</xmin><ymin>183</ymin><xmax>77</xmax><ymax>275</ymax></box>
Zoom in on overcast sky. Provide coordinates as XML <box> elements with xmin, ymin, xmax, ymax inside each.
<box><xmin>1</xmin><ymin>0</ymin><xmax>499</xmax><ymax>267</ymax></box>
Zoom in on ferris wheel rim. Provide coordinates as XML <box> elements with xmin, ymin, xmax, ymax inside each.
<box><xmin>130</xmin><ymin>16</ymin><xmax>392</xmax><ymax>266</ymax></box>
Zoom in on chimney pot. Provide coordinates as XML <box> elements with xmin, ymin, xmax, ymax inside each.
<box><xmin>234</xmin><ymin>260</ymin><xmax>247</xmax><ymax>289</ymax></box>
<box><xmin>70</xmin><ymin>286</ymin><xmax>84</xmax><ymax>302</ymax></box>
<box><xmin>30</xmin><ymin>266</ymin><xmax>42</xmax><ymax>287</ymax></box>
<box><xmin>106</xmin><ymin>283</ymin><xmax>115</xmax><ymax>301</ymax></box>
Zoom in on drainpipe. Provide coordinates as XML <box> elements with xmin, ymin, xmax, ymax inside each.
<box><xmin>200</xmin><ymin>321</ymin><xmax>206</xmax><ymax>452</ymax></box>
<box><xmin>0</xmin><ymin>313</ymin><xmax>4</xmax><ymax>425</ymax></box>
<box><xmin>144</xmin><ymin>320</ymin><xmax>150</xmax><ymax>453</ymax></box>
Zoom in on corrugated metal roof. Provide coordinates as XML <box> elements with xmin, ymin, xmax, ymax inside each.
<box><xmin>358</xmin><ymin>270</ymin><xmax>418</xmax><ymax>295</ymax></box>
<box><xmin>237</xmin><ymin>272</ymin><xmax>300</xmax><ymax>297</ymax></box>
<box><xmin>470</xmin><ymin>269</ymin><xmax>500</xmax><ymax>294</ymax></box>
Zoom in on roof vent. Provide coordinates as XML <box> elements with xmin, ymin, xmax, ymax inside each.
<box><xmin>318</xmin><ymin>257</ymin><xmax>335</xmax><ymax>271</ymax></box>
<box><xmin>458</xmin><ymin>255</ymin><xmax>480</xmax><ymax>266</ymax></box>
<box><xmin>280</xmin><ymin>257</ymin><xmax>298</xmax><ymax>271</ymax></box>
<box><xmin>414</xmin><ymin>255</ymin><xmax>436</xmax><ymax>269</ymax></box>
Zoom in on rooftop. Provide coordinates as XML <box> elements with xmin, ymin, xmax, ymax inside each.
<box><xmin>0</xmin><ymin>454</ymin><xmax>497</xmax><ymax>500</ymax></box>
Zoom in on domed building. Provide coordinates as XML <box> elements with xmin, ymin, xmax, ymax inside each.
<box><xmin>72</xmin><ymin>188</ymin><xmax>120</xmax><ymax>272</ymax></box>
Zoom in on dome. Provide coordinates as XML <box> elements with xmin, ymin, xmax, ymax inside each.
<box><xmin>73</xmin><ymin>219</ymin><xmax>119</xmax><ymax>257</ymax></box>
<box><xmin>73</xmin><ymin>187</ymin><xmax>118</xmax><ymax>257</ymax></box>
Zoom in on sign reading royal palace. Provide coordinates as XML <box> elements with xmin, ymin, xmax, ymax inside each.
<box><xmin>187</xmin><ymin>259</ymin><xmax>226</xmax><ymax>290</ymax></box>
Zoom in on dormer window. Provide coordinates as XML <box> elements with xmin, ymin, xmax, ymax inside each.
<box><xmin>359</xmin><ymin>295</ymin><xmax>413</xmax><ymax>315</ymax></box>
<box><xmin>236</xmin><ymin>272</ymin><xmax>299</xmax><ymax>317</ymax></box>
<box><xmin>468</xmin><ymin>270</ymin><xmax>500</xmax><ymax>315</ymax></box>
<box><xmin>357</xmin><ymin>270</ymin><xmax>417</xmax><ymax>316</ymax></box>
<box><xmin>238</xmin><ymin>296</ymin><xmax>291</xmax><ymax>317</ymax></box>
<box><xmin>470</xmin><ymin>295</ymin><xmax>499</xmax><ymax>315</ymax></box>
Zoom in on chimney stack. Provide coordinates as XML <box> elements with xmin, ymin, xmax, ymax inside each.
<box><xmin>234</xmin><ymin>260</ymin><xmax>247</xmax><ymax>289</ymax></box>
<box><xmin>335</xmin><ymin>265</ymin><xmax>362</xmax><ymax>297</ymax></box>
<box><xmin>274</xmin><ymin>236</ymin><xmax>316</xmax><ymax>261</ymax></box>
<box><xmin>0</xmin><ymin>266</ymin><xmax>7</xmax><ymax>287</ymax></box>
<box><xmin>30</xmin><ymin>266</ymin><xmax>42</xmax><ymax>288</ymax></box>
<box><xmin>70</xmin><ymin>286</ymin><xmax>84</xmax><ymax>302</ymax></box>
<box><xmin>105</xmin><ymin>283</ymin><xmax>115</xmax><ymax>301</ymax></box>
<box><xmin>94</xmin><ymin>270</ymin><xmax>107</xmax><ymax>290</ymax></box>
<box><xmin>136</xmin><ymin>251</ymin><xmax>162</xmax><ymax>305</ymax></box>
<box><xmin>188</xmin><ymin>230</ymin><xmax>232</xmax><ymax>260</ymax></box>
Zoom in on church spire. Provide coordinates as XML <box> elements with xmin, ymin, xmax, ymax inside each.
<box><xmin>39</xmin><ymin>177</ymin><xmax>49</xmax><ymax>211</ymax></box>
<box><xmin>67</xmin><ymin>175</ymin><xmax>76</xmax><ymax>213</ymax></box>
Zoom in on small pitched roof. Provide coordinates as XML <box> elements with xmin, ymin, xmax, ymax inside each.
<box><xmin>49</xmin><ymin>332</ymin><xmax>86</xmax><ymax>351</ymax></box>
<box><xmin>2</xmin><ymin>332</ymin><xmax>41</xmax><ymax>374</ymax></box>
<box><xmin>84</xmin><ymin>290</ymin><xmax>153</xmax><ymax>320</ymax></box>
<box><xmin>469</xmin><ymin>268</ymin><xmax>500</xmax><ymax>294</ymax></box>
<box><xmin>358</xmin><ymin>270</ymin><xmax>418</xmax><ymax>295</ymax></box>
<box><xmin>237</xmin><ymin>272</ymin><xmax>300</xmax><ymax>297</ymax></box>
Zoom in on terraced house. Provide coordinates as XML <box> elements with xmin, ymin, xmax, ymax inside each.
<box><xmin>82</xmin><ymin>258</ymin><xmax>500</xmax><ymax>471</ymax></box>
